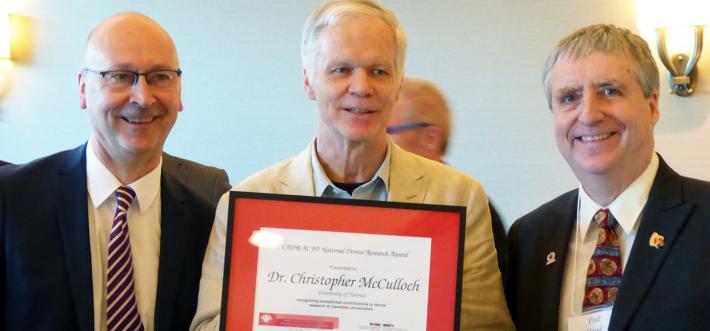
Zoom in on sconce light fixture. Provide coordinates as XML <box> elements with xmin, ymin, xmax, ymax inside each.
<box><xmin>637</xmin><ymin>0</ymin><xmax>710</xmax><ymax>96</ymax></box>
<box><xmin>0</xmin><ymin>11</ymin><xmax>10</xmax><ymax>59</ymax></box>
<box><xmin>655</xmin><ymin>26</ymin><xmax>702</xmax><ymax>96</ymax></box>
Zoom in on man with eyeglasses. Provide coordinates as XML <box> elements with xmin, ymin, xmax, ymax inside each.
<box><xmin>387</xmin><ymin>78</ymin><xmax>451</xmax><ymax>163</ymax></box>
<box><xmin>191</xmin><ymin>1</ymin><xmax>513</xmax><ymax>330</ymax></box>
<box><xmin>387</xmin><ymin>77</ymin><xmax>508</xmax><ymax>281</ymax></box>
<box><xmin>0</xmin><ymin>12</ymin><xmax>230</xmax><ymax>330</ymax></box>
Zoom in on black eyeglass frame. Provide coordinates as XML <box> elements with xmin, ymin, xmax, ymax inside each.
<box><xmin>83</xmin><ymin>68</ymin><xmax>183</xmax><ymax>86</ymax></box>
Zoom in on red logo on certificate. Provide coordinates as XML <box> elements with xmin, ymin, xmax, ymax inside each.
<box><xmin>258</xmin><ymin>313</ymin><xmax>339</xmax><ymax>329</ymax></box>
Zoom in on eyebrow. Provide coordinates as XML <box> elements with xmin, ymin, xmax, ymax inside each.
<box><xmin>593</xmin><ymin>79</ymin><xmax>623</xmax><ymax>89</ymax></box>
<box><xmin>327</xmin><ymin>59</ymin><xmax>350</xmax><ymax>67</ymax></box>
<box><xmin>553</xmin><ymin>85</ymin><xmax>581</xmax><ymax>98</ymax></box>
<box><xmin>326</xmin><ymin>59</ymin><xmax>393</xmax><ymax>69</ymax></box>
<box><xmin>554</xmin><ymin>79</ymin><xmax>626</xmax><ymax>95</ymax></box>
<box><xmin>102</xmin><ymin>63</ymin><xmax>179</xmax><ymax>71</ymax></box>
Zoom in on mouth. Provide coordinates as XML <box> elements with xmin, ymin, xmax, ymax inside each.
<box><xmin>577</xmin><ymin>132</ymin><xmax>614</xmax><ymax>142</ymax></box>
<box><xmin>121</xmin><ymin>116</ymin><xmax>155</xmax><ymax>124</ymax></box>
<box><xmin>343</xmin><ymin>107</ymin><xmax>375</xmax><ymax>114</ymax></box>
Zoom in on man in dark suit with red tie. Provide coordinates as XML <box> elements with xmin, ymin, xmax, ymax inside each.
<box><xmin>505</xmin><ymin>24</ymin><xmax>710</xmax><ymax>331</ymax></box>
<box><xmin>0</xmin><ymin>12</ymin><xmax>230</xmax><ymax>330</ymax></box>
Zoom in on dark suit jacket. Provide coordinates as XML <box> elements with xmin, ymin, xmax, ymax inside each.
<box><xmin>0</xmin><ymin>144</ymin><xmax>230</xmax><ymax>331</ymax></box>
<box><xmin>0</xmin><ymin>160</ymin><xmax>10</xmax><ymax>167</ymax></box>
<box><xmin>505</xmin><ymin>157</ymin><xmax>710</xmax><ymax>331</ymax></box>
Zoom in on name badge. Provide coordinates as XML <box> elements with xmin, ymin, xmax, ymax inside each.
<box><xmin>568</xmin><ymin>309</ymin><xmax>612</xmax><ymax>331</ymax></box>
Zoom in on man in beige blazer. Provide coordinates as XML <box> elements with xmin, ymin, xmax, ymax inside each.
<box><xmin>190</xmin><ymin>1</ymin><xmax>512</xmax><ymax>330</ymax></box>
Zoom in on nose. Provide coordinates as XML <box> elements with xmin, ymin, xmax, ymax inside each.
<box><xmin>129</xmin><ymin>75</ymin><xmax>157</xmax><ymax>107</ymax></box>
<box><xmin>348</xmin><ymin>69</ymin><xmax>373</xmax><ymax>97</ymax></box>
<box><xmin>578</xmin><ymin>91</ymin><xmax>604</xmax><ymax>125</ymax></box>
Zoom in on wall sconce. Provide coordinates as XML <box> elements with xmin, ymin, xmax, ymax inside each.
<box><xmin>0</xmin><ymin>11</ymin><xmax>10</xmax><ymax>59</ymax></box>
<box><xmin>655</xmin><ymin>26</ymin><xmax>702</xmax><ymax>96</ymax></box>
<box><xmin>637</xmin><ymin>0</ymin><xmax>710</xmax><ymax>96</ymax></box>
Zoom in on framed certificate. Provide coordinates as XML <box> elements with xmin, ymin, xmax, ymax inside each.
<box><xmin>220</xmin><ymin>192</ymin><xmax>465</xmax><ymax>331</ymax></box>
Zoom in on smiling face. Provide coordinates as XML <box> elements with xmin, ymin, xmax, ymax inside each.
<box><xmin>304</xmin><ymin>15</ymin><xmax>401</xmax><ymax>148</ymax></box>
<box><xmin>79</xmin><ymin>13</ymin><xmax>182</xmax><ymax>169</ymax></box>
<box><xmin>549</xmin><ymin>52</ymin><xmax>659</xmax><ymax>183</ymax></box>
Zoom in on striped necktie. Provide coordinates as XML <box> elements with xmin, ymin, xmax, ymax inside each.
<box><xmin>583</xmin><ymin>208</ymin><xmax>623</xmax><ymax>312</ymax></box>
<box><xmin>106</xmin><ymin>186</ymin><xmax>145</xmax><ymax>331</ymax></box>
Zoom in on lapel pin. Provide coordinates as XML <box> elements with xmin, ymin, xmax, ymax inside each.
<box><xmin>649</xmin><ymin>232</ymin><xmax>665</xmax><ymax>249</ymax></box>
<box><xmin>546</xmin><ymin>251</ymin><xmax>556</xmax><ymax>266</ymax></box>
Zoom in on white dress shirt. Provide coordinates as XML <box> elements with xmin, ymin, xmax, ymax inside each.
<box><xmin>558</xmin><ymin>153</ymin><xmax>659</xmax><ymax>331</ymax></box>
<box><xmin>86</xmin><ymin>139</ymin><xmax>162</xmax><ymax>331</ymax></box>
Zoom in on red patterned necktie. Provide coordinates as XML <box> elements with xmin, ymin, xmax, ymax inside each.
<box><xmin>583</xmin><ymin>209</ymin><xmax>623</xmax><ymax>312</ymax></box>
<box><xmin>106</xmin><ymin>186</ymin><xmax>145</xmax><ymax>331</ymax></box>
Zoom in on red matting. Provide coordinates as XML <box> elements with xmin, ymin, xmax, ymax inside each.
<box><xmin>221</xmin><ymin>192</ymin><xmax>464</xmax><ymax>331</ymax></box>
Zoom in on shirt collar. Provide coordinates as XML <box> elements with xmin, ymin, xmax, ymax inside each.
<box><xmin>86</xmin><ymin>137</ymin><xmax>162</xmax><ymax>213</ymax></box>
<box><xmin>578</xmin><ymin>153</ymin><xmax>659</xmax><ymax>240</ymax></box>
<box><xmin>309</xmin><ymin>138</ymin><xmax>391</xmax><ymax>197</ymax></box>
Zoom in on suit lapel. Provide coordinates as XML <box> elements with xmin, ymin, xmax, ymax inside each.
<box><xmin>279</xmin><ymin>143</ymin><xmax>318</xmax><ymax>196</ymax></box>
<box><xmin>387</xmin><ymin>142</ymin><xmax>425</xmax><ymax>203</ymax></box>
<box><xmin>540</xmin><ymin>190</ymin><xmax>578</xmax><ymax>331</ymax></box>
<box><xmin>153</xmin><ymin>160</ymin><xmax>190</xmax><ymax>331</ymax></box>
<box><xmin>54</xmin><ymin>145</ymin><xmax>94</xmax><ymax>331</ymax></box>
<box><xmin>610</xmin><ymin>159</ymin><xmax>691</xmax><ymax>330</ymax></box>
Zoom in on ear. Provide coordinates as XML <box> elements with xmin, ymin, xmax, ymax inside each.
<box><xmin>648</xmin><ymin>90</ymin><xmax>660</xmax><ymax>125</ymax></box>
<box><xmin>78</xmin><ymin>71</ymin><xmax>87</xmax><ymax>109</ymax></box>
<box><xmin>394</xmin><ymin>76</ymin><xmax>404</xmax><ymax>103</ymax></box>
<box><xmin>304</xmin><ymin>69</ymin><xmax>316</xmax><ymax>101</ymax></box>
<box><xmin>422</xmin><ymin>125</ymin><xmax>444</xmax><ymax>155</ymax></box>
<box><xmin>177</xmin><ymin>85</ymin><xmax>184</xmax><ymax>112</ymax></box>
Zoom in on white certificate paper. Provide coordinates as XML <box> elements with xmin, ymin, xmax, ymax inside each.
<box><xmin>252</xmin><ymin>227</ymin><xmax>432</xmax><ymax>330</ymax></box>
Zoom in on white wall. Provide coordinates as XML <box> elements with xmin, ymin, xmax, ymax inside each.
<box><xmin>1</xmin><ymin>0</ymin><xmax>708</xmax><ymax>228</ymax></box>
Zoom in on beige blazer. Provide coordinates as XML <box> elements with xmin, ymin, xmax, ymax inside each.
<box><xmin>191</xmin><ymin>140</ymin><xmax>514</xmax><ymax>331</ymax></box>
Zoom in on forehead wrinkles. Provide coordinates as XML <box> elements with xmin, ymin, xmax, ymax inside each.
<box><xmin>315</xmin><ymin>17</ymin><xmax>396</xmax><ymax>67</ymax></box>
<box><xmin>558</xmin><ymin>53</ymin><xmax>639</xmax><ymax>81</ymax></box>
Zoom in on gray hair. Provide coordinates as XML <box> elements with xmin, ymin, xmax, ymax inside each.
<box><xmin>301</xmin><ymin>0</ymin><xmax>407</xmax><ymax>80</ymax></box>
<box><xmin>543</xmin><ymin>24</ymin><xmax>659</xmax><ymax>108</ymax></box>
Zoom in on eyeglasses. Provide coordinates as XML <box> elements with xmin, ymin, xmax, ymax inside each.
<box><xmin>83</xmin><ymin>68</ymin><xmax>182</xmax><ymax>89</ymax></box>
<box><xmin>386</xmin><ymin>121</ymin><xmax>432</xmax><ymax>134</ymax></box>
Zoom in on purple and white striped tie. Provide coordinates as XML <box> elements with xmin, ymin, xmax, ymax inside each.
<box><xmin>106</xmin><ymin>186</ymin><xmax>145</xmax><ymax>331</ymax></box>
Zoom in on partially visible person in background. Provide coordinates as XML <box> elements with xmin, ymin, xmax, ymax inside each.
<box><xmin>387</xmin><ymin>78</ymin><xmax>451</xmax><ymax>163</ymax></box>
<box><xmin>387</xmin><ymin>77</ymin><xmax>508</xmax><ymax>279</ymax></box>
